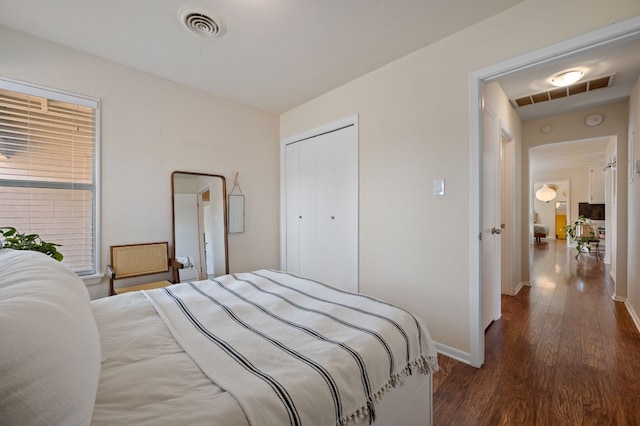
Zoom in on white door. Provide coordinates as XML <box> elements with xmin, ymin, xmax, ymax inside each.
<box><xmin>202</xmin><ymin>201</ymin><xmax>214</xmax><ymax>276</ymax></box>
<box><xmin>298</xmin><ymin>138</ymin><xmax>319</xmax><ymax>280</ymax></box>
<box><xmin>283</xmin><ymin>118</ymin><xmax>358</xmax><ymax>292</ymax></box>
<box><xmin>313</xmin><ymin>126</ymin><xmax>358</xmax><ymax>290</ymax></box>
<box><xmin>285</xmin><ymin>142</ymin><xmax>301</xmax><ymax>274</ymax></box>
<box><xmin>482</xmin><ymin>109</ymin><xmax>501</xmax><ymax>330</ymax></box>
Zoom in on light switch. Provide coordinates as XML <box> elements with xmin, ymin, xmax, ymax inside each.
<box><xmin>433</xmin><ymin>178</ymin><xmax>445</xmax><ymax>196</ymax></box>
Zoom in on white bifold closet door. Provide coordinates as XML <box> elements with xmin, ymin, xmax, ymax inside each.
<box><xmin>285</xmin><ymin>123</ymin><xmax>358</xmax><ymax>292</ymax></box>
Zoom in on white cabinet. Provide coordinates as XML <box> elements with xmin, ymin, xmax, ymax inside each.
<box><xmin>589</xmin><ymin>165</ymin><xmax>605</xmax><ymax>204</ymax></box>
<box><xmin>284</xmin><ymin>121</ymin><xmax>358</xmax><ymax>292</ymax></box>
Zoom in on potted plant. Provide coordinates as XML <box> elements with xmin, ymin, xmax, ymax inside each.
<box><xmin>0</xmin><ymin>227</ymin><xmax>63</xmax><ymax>261</ymax></box>
<box><xmin>564</xmin><ymin>216</ymin><xmax>595</xmax><ymax>255</ymax></box>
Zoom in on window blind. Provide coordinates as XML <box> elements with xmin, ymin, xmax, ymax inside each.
<box><xmin>0</xmin><ymin>85</ymin><xmax>98</xmax><ymax>275</ymax></box>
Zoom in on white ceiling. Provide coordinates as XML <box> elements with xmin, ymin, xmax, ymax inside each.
<box><xmin>497</xmin><ymin>35</ymin><xmax>640</xmax><ymax>173</ymax></box>
<box><xmin>497</xmin><ymin>37</ymin><xmax>640</xmax><ymax>122</ymax></box>
<box><xmin>0</xmin><ymin>0</ymin><xmax>525</xmax><ymax>113</ymax></box>
<box><xmin>529</xmin><ymin>137</ymin><xmax>612</xmax><ymax>173</ymax></box>
<box><xmin>1</xmin><ymin>1</ymin><xmax>638</xmax><ymax>172</ymax></box>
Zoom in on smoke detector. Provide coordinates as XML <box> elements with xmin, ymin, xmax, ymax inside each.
<box><xmin>178</xmin><ymin>7</ymin><xmax>225</xmax><ymax>37</ymax></box>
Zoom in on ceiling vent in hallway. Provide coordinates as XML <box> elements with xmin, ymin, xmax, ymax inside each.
<box><xmin>179</xmin><ymin>8</ymin><xmax>226</xmax><ymax>38</ymax></box>
<box><xmin>512</xmin><ymin>74</ymin><xmax>615</xmax><ymax>108</ymax></box>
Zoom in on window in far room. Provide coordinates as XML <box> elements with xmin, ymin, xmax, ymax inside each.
<box><xmin>0</xmin><ymin>78</ymin><xmax>100</xmax><ymax>278</ymax></box>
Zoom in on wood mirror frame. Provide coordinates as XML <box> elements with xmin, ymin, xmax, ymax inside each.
<box><xmin>171</xmin><ymin>171</ymin><xmax>229</xmax><ymax>282</ymax></box>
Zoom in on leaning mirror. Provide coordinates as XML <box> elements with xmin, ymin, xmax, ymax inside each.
<box><xmin>172</xmin><ymin>171</ymin><xmax>228</xmax><ymax>282</ymax></box>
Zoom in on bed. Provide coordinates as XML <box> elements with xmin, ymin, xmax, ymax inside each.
<box><xmin>0</xmin><ymin>249</ymin><xmax>438</xmax><ymax>425</ymax></box>
<box><xmin>533</xmin><ymin>224</ymin><xmax>550</xmax><ymax>242</ymax></box>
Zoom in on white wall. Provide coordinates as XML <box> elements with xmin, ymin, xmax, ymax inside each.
<box><xmin>0</xmin><ymin>26</ymin><xmax>281</xmax><ymax>299</ymax></box>
<box><xmin>280</xmin><ymin>0</ymin><xmax>640</xmax><ymax>355</ymax></box>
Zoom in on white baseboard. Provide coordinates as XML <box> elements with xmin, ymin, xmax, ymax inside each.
<box><xmin>513</xmin><ymin>281</ymin><xmax>529</xmax><ymax>295</ymax></box>
<box><xmin>625</xmin><ymin>299</ymin><xmax>640</xmax><ymax>334</ymax></box>
<box><xmin>434</xmin><ymin>341</ymin><xmax>473</xmax><ymax>366</ymax></box>
<box><xmin>612</xmin><ymin>293</ymin><xmax>626</xmax><ymax>302</ymax></box>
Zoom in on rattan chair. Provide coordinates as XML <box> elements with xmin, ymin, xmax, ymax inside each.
<box><xmin>106</xmin><ymin>242</ymin><xmax>180</xmax><ymax>295</ymax></box>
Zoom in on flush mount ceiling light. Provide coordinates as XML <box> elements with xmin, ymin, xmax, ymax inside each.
<box><xmin>535</xmin><ymin>184</ymin><xmax>557</xmax><ymax>203</ymax></box>
<box><xmin>178</xmin><ymin>7</ymin><xmax>226</xmax><ymax>37</ymax></box>
<box><xmin>550</xmin><ymin>70</ymin><xmax>584</xmax><ymax>87</ymax></box>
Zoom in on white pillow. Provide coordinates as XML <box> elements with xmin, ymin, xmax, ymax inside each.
<box><xmin>0</xmin><ymin>249</ymin><xmax>101</xmax><ymax>426</ymax></box>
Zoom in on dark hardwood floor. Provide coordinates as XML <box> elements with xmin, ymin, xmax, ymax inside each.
<box><xmin>432</xmin><ymin>239</ymin><xmax>640</xmax><ymax>425</ymax></box>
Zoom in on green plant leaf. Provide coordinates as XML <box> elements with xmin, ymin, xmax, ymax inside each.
<box><xmin>0</xmin><ymin>227</ymin><xmax>63</xmax><ymax>261</ymax></box>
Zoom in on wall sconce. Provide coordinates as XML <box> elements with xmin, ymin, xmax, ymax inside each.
<box><xmin>535</xmin><ymin>184</ymin><xmax>556</xmax><ymax>203</ymax></box>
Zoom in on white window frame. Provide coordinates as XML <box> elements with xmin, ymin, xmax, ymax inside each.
<box><xmin>0</xmin><ymin>77</ymin><xmax>102</xmax><ymax>284</ymax></box>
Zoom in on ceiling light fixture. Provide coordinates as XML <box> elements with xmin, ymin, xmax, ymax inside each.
<box><xmin>550</xmin><ymin>70</ymin><xmax>584</xmax><ymax>87</ymax></box>
<box><xmin>535</xmin><ymin>184</ymin><xmax>556</xmax><ymax>203</ymax></box>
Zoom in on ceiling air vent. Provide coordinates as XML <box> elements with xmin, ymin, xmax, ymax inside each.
<box><xmin>513</xmin><ymin>74</ymin><xmax>615</xmax><ymax>108</ymax></box>
<box><xmin>179</xmin><ymin>8</ymin><xmax>225</xmax><ymax>37</ymax></box>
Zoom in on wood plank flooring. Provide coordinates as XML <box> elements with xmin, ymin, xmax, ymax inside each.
<box><xmin>432</xmin><ymin>239</ymin><xmax>640</xmax><ymax>425</ymax></box>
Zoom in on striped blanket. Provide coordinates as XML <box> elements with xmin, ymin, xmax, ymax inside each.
<box><xmin>143</xmin><ymin>270</ymin><xmax>437</xmax><ymax>426</ymax></box>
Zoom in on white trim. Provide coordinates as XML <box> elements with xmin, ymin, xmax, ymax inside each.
<box><xmin>0</xmin><ymin>76</ymin><xmax>98</xmax><ymax>108</ymax></box>
<box><xmin>513</xmin><ymin>282</ymin><xmax>525</xmax><ymax>295</ymax></box>
<box><xmin>468</xmin><ymin>72</ymin><xmax>484</xmax><ymax>368</ymax></box>
<box><xmin>82</xmin><ymin>273</ymin><xmax>104</xmax><ymax>286</ymax></box>
<box><xmin>469</xmin><ymin>14</ymin><xmax>640</xmax><ymax>369</ymax></box>
<box><xmin>434</xmin><ymin>341</ymin><xmax>471</xmax><ymax>366</ymax></box>
<box><xmin>612</xmin><ymin>293</ymin><xmax>626</xmax><ymax>303</ymax></box>
<box><xmin>624</xmin><ymin>299</ymin><xmax>640</xmax><ymax>334</ymax></box>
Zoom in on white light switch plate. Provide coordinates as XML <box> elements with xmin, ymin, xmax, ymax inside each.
<box><xmin>433</xmin><ymin>179</ymin><xmax>445</xmax><ymax>196</ymax></box>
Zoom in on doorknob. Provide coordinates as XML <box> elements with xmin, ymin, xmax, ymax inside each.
<box><xmin>491</xmin><ymin>227</ymin><xmax>501</xmax><ymax>235</ymax></box>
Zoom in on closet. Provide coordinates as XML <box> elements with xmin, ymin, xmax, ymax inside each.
<box><xmin>283</xmin><ymin>117</ymin><xmax>358</xmax><ymax>292</ymax></box>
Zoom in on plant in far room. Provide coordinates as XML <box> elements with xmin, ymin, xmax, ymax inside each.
<box><xmin>0</xmin><ymin>227</ymin><xmax>63</xmax><ymax>261</ymax></box>
<box><xmin>564</xmin><ymin>216</ymin><xmax>594</xmax><ymax>254</ymax></box>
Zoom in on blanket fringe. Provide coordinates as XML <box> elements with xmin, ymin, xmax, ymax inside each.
<box><xmin>337</xmin><ymin>355</ymin><xmax>439</xmax><ymax>426</ymax></box>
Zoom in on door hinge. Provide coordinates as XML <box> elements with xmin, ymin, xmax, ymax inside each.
<box><xmin>479</xmin><ymin>232</ymin><xmax>482</xmax><ymax>241</ymax></box>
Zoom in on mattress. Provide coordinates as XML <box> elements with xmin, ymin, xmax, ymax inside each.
<box><xmin>91</xmin><ymin>270</ymin><xmax>438</xmax><ymax>425</ymax></box>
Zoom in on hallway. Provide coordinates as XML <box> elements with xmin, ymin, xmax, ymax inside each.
<box><xmin>432</xmin><ymin>239</ymin><xmax>640</xmax><ymax>425</ymax></box>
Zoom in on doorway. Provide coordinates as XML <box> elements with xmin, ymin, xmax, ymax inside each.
<box><xmin>555</xmin><ymin>202</ymin><xmax>567</xmax><ymax>239</ymax></box>
<box><xmin>469</xmin><ymin>15</ymin><xmax>640</xmax><ymax>368</ymax></box>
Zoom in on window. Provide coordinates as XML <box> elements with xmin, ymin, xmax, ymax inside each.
<box><xmin>0</xmin><ymin>78</ymin><xmax>100</xmax><ymax>277</ymax></box>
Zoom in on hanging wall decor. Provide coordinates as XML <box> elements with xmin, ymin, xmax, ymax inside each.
<box><xmin>228</xmin><ymin>172</ymin><xmax>245</xmax><ymax>234</ymax></box>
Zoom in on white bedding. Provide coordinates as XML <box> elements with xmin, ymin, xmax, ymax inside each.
<box><xmin>0</xmin><ymin>250</ymin><xmax>101</xmax><ymax>426</ymax></box>
<box><xmin>91</xmin><ymin>290</ymin><xmax>249</xmax><ymax>425</ymax></box>
<box><xmin>91</xmin><ymin>270</ymin><xmax>438</xmax><ymax>425</ymax></box>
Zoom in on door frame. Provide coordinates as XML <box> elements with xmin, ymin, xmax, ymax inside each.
<box><xmin>481</xmin><ymin>107</ymin><xmax>502</xmax><ymax>330</ymax></box>
<box><xmin>468</xmin><ymin>15</ymin><xmax>640</xmax><ymax>368</ymax></box>
<box><xmin>530</xmin><ymin>179</ymin><xmax>571</xmax><ymax>243</ymax></box>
